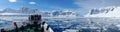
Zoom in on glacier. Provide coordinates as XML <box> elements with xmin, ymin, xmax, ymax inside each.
<box><xmin>85</xmin><ymin>6</ymin><xmax>120</xmax><ymax>17</ymax></box>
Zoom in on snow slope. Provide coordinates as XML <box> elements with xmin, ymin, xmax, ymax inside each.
<box><xmin>85</xmin><ymin>6</ymin><xmax>120</xmax><ymax>17</ymax></box>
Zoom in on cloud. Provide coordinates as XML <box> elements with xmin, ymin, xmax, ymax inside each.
<box><xmin>9</xmin><ymin>0</ymin><xmax>16</xmax><ymax>2</ymax></box>
<box><xmin>29</xmin><ymin>2</ymin><xmax>36</xmax><ymax>5</ymax></box>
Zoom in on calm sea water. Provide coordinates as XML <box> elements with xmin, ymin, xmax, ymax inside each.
<box><xmin>1</xmin><ymin>17</ymin><xmax>120</xmax><ymax>32</ymax></box>
<box><xmin>45</xmin><ymin>18</ymin><xmax>120</xmax><ymax>32</ymax></box>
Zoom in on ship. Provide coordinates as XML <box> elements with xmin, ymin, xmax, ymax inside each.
<box><xmin>0</xmin><ymin>14</ymin><xmax>54</xmax><ymax>32</ymax></box>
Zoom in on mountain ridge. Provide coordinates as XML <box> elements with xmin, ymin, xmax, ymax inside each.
<box><xmin>85</xmin><ymin>6</ymin><xmax>120</xmax><ymax>17</ymax></box>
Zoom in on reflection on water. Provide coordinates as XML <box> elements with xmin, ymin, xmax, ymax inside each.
<box><xmin>1</xmin><ymin>18</ymin><xmax>120</xmax><ymax>32</ymax></box>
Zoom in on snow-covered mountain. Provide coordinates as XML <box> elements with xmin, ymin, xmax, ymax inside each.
<box><xmin>52</xmin><ymin>10</ymin><xmax>77</xmax><ymax>17</ymax></box>
<box><xmin>0</xmin><ymin>7</ymin><xmax>40</xmax><ymax>16</ymax></box>
<box><xmin>18</xmin><ymin>7</ymin><xmax>38</xmax><ymax>13</ymax></box>
<box><xmin>85</xmin><ymin>6</ymin><xmax>120</xmax><ymax>17</ymax></box>
<box><xmin>2</xmin><ymin>8</ymin><xmax>17</xmax><ymax>13</ymax></box>
<box><xmin>0</xmin><ymin>7</ymin><xmax>38</xmax><ymax>13</ymax></box>
<box><xmin>40</xmin><ymin>10</ymin><xmax>78</xmax><ymax>17</ymax></box>
<box><xmin>0</xmin><ymin>7</ymin><xmax>78</xmax><ymax>17</ymax></box>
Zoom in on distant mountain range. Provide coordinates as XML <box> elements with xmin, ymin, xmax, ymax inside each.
<box><xmin>0</xmin><ymin>7</ymin><xmax>78</xmax><ymax>17</ymax></box>
<box><xmin>1</xmin><ymin>7</ymin><xmax>37</xmax><ymax>13</ymax></box>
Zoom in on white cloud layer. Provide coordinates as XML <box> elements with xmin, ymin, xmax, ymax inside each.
<box><xmin>29</xmin><ymin>2</ymin><xmax>36</xmax><ymax>5</ymax></box>
<box><xmin>9</xmin><ymin>0</ymin><xmax>16</xmax><ymax>2</ymax></box>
